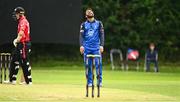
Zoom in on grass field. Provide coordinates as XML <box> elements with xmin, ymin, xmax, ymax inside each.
<box><xmin>0</xmin><ymin>66</ymin><xmax>180</xmax><ymax>102</ymax></box>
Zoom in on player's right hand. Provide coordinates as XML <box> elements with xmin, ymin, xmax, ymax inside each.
<box><xmin>13</xmin><ymin>39</ymin><xmax>17</xmax><ymax>47</ymax></box>
<box><xmin>80</xmin><ymin>46</ymin><xmax>84</xmax><ymax>54</ymax></box>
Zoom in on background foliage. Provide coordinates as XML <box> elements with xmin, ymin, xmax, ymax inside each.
<box><xmin>82</xmin><ymin>0</ymin><xmax>180</xmax><ymax>61</ymax></box>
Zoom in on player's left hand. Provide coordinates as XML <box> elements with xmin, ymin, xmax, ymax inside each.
<box><xmin>100</xmin><ymin>46</ymin><xmax>104</xmax><ymax>53</ymax></box>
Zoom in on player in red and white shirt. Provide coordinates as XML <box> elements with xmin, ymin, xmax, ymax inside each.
<box><xmin>6</xmin><ymin>7</ymin><xmax>32</xmax><ymax>85</ymax></box>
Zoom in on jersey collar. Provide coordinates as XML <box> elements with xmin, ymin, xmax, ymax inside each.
<box><xmin>19</xmin><ymin>16</ymin><xmax>25</xmax><ymax>22</ymax></box>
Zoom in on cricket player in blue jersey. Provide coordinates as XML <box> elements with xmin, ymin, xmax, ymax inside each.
<box><xmin>79</xmin><ymin>8</ymin><xmax>104</xmax><ymax>87</ymax></box>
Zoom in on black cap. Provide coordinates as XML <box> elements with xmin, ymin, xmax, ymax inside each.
<box><xmin>14</xmin><ymin>7</ymin><xmax>25</xmax><ymax>14</ymax></box>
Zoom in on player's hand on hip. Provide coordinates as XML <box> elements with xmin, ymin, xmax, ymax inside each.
<box><xmin>80</xmin><ymin>46</ymin><xmax>84</xmax><ymax>54</ymax></box>
<box><xmin>100</xmin><ymin>46</ymin><xmax>104</xmax><ymax>53</ymax></box>
<box><xmin>13</xmin><ymin>39</ymin><xmax>18</xmax><ymax>47</ymax></box>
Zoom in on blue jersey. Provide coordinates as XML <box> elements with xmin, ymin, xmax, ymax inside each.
<box><xmin>80</xmin><ymin>19</ymin><xmax>104</xmax><ymax>51</ymax></box>
<box><xmin>146</xmin><ymin>49</ymin><xmax>158</xmax><ymax>61</ymax></box>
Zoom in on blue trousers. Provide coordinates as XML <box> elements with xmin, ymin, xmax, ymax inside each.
<box><xmin>84</xmin><ymin>49</ymin><xmax>102</xmax><ymax>84</ymax></box>
<box><xmin>146</xmin><ymin>59</ymin><xmax>159</xmax><ymax>72</ymax></box>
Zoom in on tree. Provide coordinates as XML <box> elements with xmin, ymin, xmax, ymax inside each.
<box><xmin>82</xmin><ymin>0</ymin><xmax>180</xmax><ymax>61</ymax></box>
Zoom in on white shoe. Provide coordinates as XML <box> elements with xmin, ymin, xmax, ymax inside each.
<box><xmin>97</xmin><ymin>83</ymin><xmax>102</xmax><ymax>87</ymax></box>
<box><xmin>11</xmin><ymin>81</ymin><xmax>16</xmax><ymax>85</ymax></box>
<box><xmin>28</xmin><ymin>82</ymin><xmax>32</xmax><ymax>85</ymax></box>
<box><xmin>4</xmin><ymin>80</ymin><xmax>16</xmax><ymax>85</ymax></box>
<box><xmin>3</xmin><ymin>80</ymin><xmax>10</xmax><ymax>84</ymax></box>
<box><xmin>99</xmin><ymin>83</ymin><xmax>102</xmax><ymax>87</ymax></box>
<box><xmin>88</xmin><ymin>83</ymin><xmax>92</xmax><ymax>87</ymax></box>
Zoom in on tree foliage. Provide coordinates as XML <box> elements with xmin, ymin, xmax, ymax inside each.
<box><xmin>82</xmin><ymin>0</ymin><xmax>180</xmax><ymax>61</ymax></box>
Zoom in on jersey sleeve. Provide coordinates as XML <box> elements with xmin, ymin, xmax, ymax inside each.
<box><xmin>79</xmin><ymin>23</ymin><xmax>84</xmax><ymax>46</ymax></box>
<box><xmin>99</xmin><ymin>21</ymin><xmax>104</xmax><ymax>46</ymax></box>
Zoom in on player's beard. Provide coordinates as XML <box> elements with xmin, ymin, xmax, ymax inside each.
<box><xmin>86</xmin><ymin>15</ymin><xmax>94</xmax><ymax>19</ymax></box>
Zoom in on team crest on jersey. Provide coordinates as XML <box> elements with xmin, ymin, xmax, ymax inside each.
<box><xmin>88</xmin><ymin>29</ymin><xmax>94</xmax><ymax>36</ymax></box>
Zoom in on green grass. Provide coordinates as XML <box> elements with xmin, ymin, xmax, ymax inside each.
<box><xmin>0</xmin><ymin>66</ymin><xmax>180</xmax><ymax>102</ymax></box>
